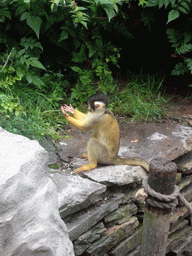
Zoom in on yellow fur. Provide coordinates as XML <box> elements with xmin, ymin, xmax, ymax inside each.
<box><xmin>62</xmin><ymin>103</ymin><xmax>149</xmax><ymax>173</ymax></box>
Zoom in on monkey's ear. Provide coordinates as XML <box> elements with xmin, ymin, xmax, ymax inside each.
<box><xmin>94</xmin><ymin>101</ymin><xmax>105</xmax><ymax>110</ymax></box>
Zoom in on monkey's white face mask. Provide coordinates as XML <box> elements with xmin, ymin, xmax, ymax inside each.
<box><xmin>88</xmin><ymin>101</ymin><xmax>106</xmax><ymax>112</ymax></box>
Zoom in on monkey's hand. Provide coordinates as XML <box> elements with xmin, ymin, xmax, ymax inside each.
<box><xmin>63</xmin><ymin>104</ymin><xmax>75</xmax><ymax>115</ymax></box>
<box><xmin>61</xmin><ymin>105</ymin><xmax>69</xmax><ymax>117</ymax></box>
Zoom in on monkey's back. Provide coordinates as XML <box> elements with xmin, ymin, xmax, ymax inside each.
<box><xmin>92</xmin><ymin>111</ymin><xmax>120</xmax><ymax>156</ymax></box>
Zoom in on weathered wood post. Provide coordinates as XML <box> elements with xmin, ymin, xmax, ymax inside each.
<box><xmin>140</xmin><ymin>157</ymin><xmax>177</xmax><ymax>256</ymax></box>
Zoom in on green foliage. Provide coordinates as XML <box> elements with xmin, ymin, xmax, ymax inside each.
<box><xmin>171</xmin><ymin>62</ymin><xmax>188</xmax><ymax>75</ymax></box>
<box><xmin>0</xmin><ymin>53</ymin><xmax>25</xmax><ymax>117</ymax></box>
<box><xmin>0</xmin><ymin>39</ymin><xmax>68</xmax><ymax>141</ymax></box>
<box><xmin>0</xmin><ymin>93</ymin><xmax>25</xmax><ymax>117</ymax></box>
<box><xmin>109</xmin><ymin>73</ymin><xmax>167</xmax><ymax>121</ymax></box>
<box><xmin>0</xmin><ymin>69</ymin><xmax>68</xmax><ymax>141</ymax></box>
<box><xmin>141</xmin><ymin>0</ymin><xmax>192</xmax><ymax>76</ymax></box>
<box><xmin>0</xmin><ymin>0</ymin><xmax>127</xmax><ymax>141</ymax></box>
<box><xmin>146</xmin><ymin>0</ymin><xmax>192</xmax><ymax>24</ymax></box>
<box><xmin>167</xmin><ymin>29</ymin><xmax>192</xmax><ymax>75</ymax></box>
<box><xmin>185</xmin><ymin>58</ymin><xmax>192</xmax><ymax>74</ymax></box>
<box><xmin>167</xmin><ymin>29</ymin><xmax>192</xmax><ymax>54</ymax></box>
<box><xmin>1</xmin><ymin>0</ymin><xmax>186</xmax><ymax>141</ymax></box>
<box><xmin>11</xmin><ymin>0</ymin><xmax>122</xmax><ymax>32</ymax></box>
<box><xmin>0</xmin><ymin>36</ymin><xmax>46</xmax><ymax>88</ymax></box>
<box><xmin>70</xmin><ymin>47</ymin><xmax>120</xmax><ymax>105</ymax></box>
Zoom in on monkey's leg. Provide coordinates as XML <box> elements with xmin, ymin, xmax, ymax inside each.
<box><xmin>74</xmin><ymin>138</ymin><xmax>109</xmax><ymax>173</ymax></box>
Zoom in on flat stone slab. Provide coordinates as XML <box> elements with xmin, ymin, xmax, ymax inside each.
<box><xmin>50</xmin><ymin>172</ymin><xmax>107</xmax><ymax>218</ymax></box>
<box><xmin>120</xmin><ymin>124</ymin><xmax>192</xmax><ymax>163</ymax></box>
<box><xmin>81</xmin><ymin>165</ymin><xmax>147</xmax><ymax>186</ymax></box>
<box><xmin>72</xmin><ymin>124</ymin><xmax>192</xmax><ymax>185</ymax></box>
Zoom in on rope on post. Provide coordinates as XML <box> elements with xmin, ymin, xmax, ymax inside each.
<box><xmin>141</xmin><ymin>157</ymin><xmax>178</xmax><ymax>256</ymax></box>
<box><xmin>143</xmin><ymin>177</ymin><xmax>192</xmax><ymax>214</ymax></box>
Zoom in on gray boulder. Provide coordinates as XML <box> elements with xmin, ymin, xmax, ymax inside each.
<box><xmin>0</xmin><ymin>128</ymin><xmax>74</xmax><ymax>256</ymax></box>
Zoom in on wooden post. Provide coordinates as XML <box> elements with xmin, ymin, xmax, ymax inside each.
<box><xmin>140</xmin><ymin>157</ymin><xmax>177</xmax><ymax>256</ymax></box>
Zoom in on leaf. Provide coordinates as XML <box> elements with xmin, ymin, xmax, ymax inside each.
<box><xmin>27</xmin><ymin>75</ymin><xmax>46</xmax><ymax>87</ymax></box>
<box><xmin>178</xmin><ymin>6</ymin><xmax>188</xmax><ymax>14</ymax></box>
<box><xmin>164</xmin><ymin>0</ymin><xmax>169</xmax><ymax>8</ymax></box>
<box><xmin>81</xmin><ymin>21</ymin><xmax>88</xmax><ymax>29</ymax></box>
<box><xmin>0</xmin><ymin>9</ymin><xmax>11</xmax><ymax>19</ymax></box>
<box><xmin>51</xmin><ymin>3</ymin><xmax>58</xmax><ymax>12</ymax></box>
<box><xmin>184</xmin><ymin>32</ymin><xmax>191</xmax><ymax>44</ymax></box>
<box><xmin>17</xmin><ymin>49</ymin><xmax>25</xmax><ymax>57</ymax></box>
<box><xmin>31</xmin><ymin>76</ymin><xmax>46</xmax><ymax>88</ymax></box>
<box><xmin>181</xmin><ymin>1</ymin><xmax>190</xmax><ymax>11</ymax></box>
<box><xmin>71</xmin><ymin>91</ymin><xmax>77</xmax><ymax>99</ymax></box>
<box><xmin>158</xmin><ymin>0</ymin><xmax>164</xmax><ymax>8</ymax></box>
<box><xmin>146</xmin><ymin>0</ymin><xmax>157</xmax><ymax>7</ymax></box>
<box><xmin>29</xmin><ymin>57</ymin><xmax>46</xmax><ymax>70</ymax></box>
<box><xmin>104</xmin><ymin>5</ymin><xmax>116</xmax><ymax>22</ymax></box>
<box><xmin>26</xmin><ymin>75</ymin><xmax>32</xmax><ymax>83</ymax></box>
<box><xmin>176</xmin><ymin>44</ymin><xmax>192</xmax><ymax>54</ymax></box>
<box><xmin>26</xmin><ymin>15</ymin><xmax>42</xmax><ymax>38</ymax></box>
<box><xmin>89</xmin><ymin>48</ymin><xmax>96</xmax><ymax>58</ymax></box>
<box><xmin>15</xmin><ymin>4</ymin><xmax>28</xmax><ymax>16</ymax></box>
<box><xmin>78</xmin><ymin>7</ymin><xmax>88</xmax><ymax>11</ymax></box>
<box><xmin>59</xmin><ymin>31</ymin><xmax>68</xmax><ymax>42</ymax></box>
<box><xmin>15</xmin><ymin>111</ymin><xmax>19</xmax><ymax>116</ymax></box>
<box><xmin>20</xmin><ymin>11</ymin><xmax>29</xmax><ymax>21</ymax></box>
<box><xmin>171</xmin><ymin>62</ymin><xmax>188</xmax><ymax>75</ymax></box>
<box><xmin>186</xmin><ymin>58</ymin><xmax>192</xmax><ymax>71</ymax></box>
<box><xmin>167</xmin><ymin>10</ymin><xmax>179</xmax><ymax>24</ymax></box>
<box><xmin>20</xmin><ymin>55</ymin><xmax>27</xmax><ymax>64</ymax></box>
<box><xmin>34</xmin><ymin>42</ymin><xmax>43</xmax><ymax>51</ymax></box>
<box><xmin>169</xmin><ymin>0</ymin><xmax>176</xmax><ymax>6</ymax></box>
<box><xmin>71</xmin><ymin>66</ymin><xmax>82</xmax><ymax>73</ymax></box>
<box><xmin>96</xmin><ymin>39</ymin><xmax>102</xmax><ymax>48</ymax></box>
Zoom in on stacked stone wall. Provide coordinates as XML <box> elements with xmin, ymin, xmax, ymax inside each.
<box><xmin>52</xmin><ymin>164</ymin><xmax>192</xmax><ymax>256</ymax></box>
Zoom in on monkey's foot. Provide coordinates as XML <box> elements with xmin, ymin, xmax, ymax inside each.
<box><xmin>74</xmin><ymin>164</ymin><xmax>97</xmax><ymax>174</ymax></box>
<box><xmin>78</xmin><ymin>154</ymin><xmax>88</xmax><ymax>160</ymax></box>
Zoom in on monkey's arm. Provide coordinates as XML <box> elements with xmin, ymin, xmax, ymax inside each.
<box><xmin>64</xmin><ymin>115</ymin><xmax>90</xmax><ymax>132</ymax></box>
<box><xmin>73</xmin><ymin>109</ymin><xmax>88</xmax><ymax>120</ymax></box>
<box><xmin>63</xmin><ymin>104</ymin><xmax>88</xmax><ymax>120</ymax></box>
<box><xmin>61</xmin><ymin>106</ymin><xmax>91</xmax><ymax>132</ymax></box>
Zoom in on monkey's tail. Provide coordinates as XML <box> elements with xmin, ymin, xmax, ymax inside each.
<box><xmin>113</xmin><ymin>156</ymin><xmax>149</xmax><ymax>172</ymax></box>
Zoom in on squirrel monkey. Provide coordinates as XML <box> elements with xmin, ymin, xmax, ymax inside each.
<box><xmin>61</xmin><ymin>91</ymin><xmax>149</xmax><ymax>174</ymax></box>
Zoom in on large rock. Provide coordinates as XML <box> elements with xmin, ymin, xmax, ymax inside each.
<box><xmin>0</xmin><ymin>128</ymin><xmax>74</xmax><ymax>256</ymax></box>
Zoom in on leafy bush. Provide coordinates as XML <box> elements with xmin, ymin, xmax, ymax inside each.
<box><xmin>0</xmin><ymin>75</ymin><xmax>68</xmax><ymax>141</ymax></box>
<box><xmin>1</xmin><ymin>0</ymin><xmax>188</xmax><ymax>142</ymax></box>
<box><xmin>0</xmin><ymin>45</ymin><xmax>68</xmax><ymax>140</ymax></box>
<box><xmin>70</xmin><ymin>47</ymin><xmax>120</xmax><ymax>105</ymax></box>
<box><xmin>145</xmin><ymin>0</ymin><xmax>192</xmax><ymax>76</ymax></box>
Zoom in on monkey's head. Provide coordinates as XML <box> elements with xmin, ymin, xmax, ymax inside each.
<box><xmin>88</xmin><ymin>91</ymin><xmax>109</xmax><ymax>112</ymax></box>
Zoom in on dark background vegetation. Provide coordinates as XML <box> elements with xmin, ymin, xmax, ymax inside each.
<box><xmin>1</xmin><ymin>0</ymin><xmax>192</xmax><ymax>141</ymax></box>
